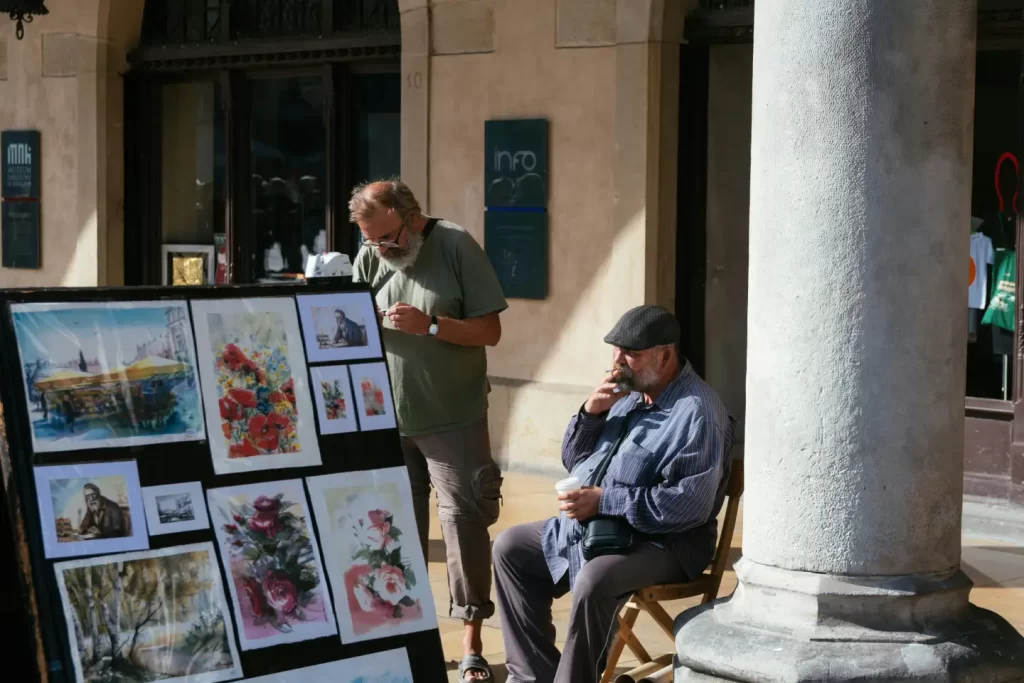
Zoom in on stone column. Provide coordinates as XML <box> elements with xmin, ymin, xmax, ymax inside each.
<box><xmin>674</xmin><ymin>2</ymin><xmax>1024</xmax><ymax>681</ymax></box>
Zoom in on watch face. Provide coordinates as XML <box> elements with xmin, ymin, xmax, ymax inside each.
<box><xmin>429</xmin><ymin>324</ymin><xmax>439</xmax><ymax>336</ymax></box>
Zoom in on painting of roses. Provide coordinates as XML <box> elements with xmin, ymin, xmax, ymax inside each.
<box><xmin>192</xmin><ymin>298</ymin><xmax>321</xmax><ymax>474</ymax></box>
<box><xmin>207</xmin><ymin>480</ymin><xmax>336</xmax><ymax>649</ymax></box>
<box><xmin>306</xmin><ymin>468</ymin><xmax>436</xmax><ymax>643</ymax></box>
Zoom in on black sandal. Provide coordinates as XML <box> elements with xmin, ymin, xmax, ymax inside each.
<box><xmin>459</xmin><ymin>654</ymin><xmax>493</xmax><ymax>682</ymax></box>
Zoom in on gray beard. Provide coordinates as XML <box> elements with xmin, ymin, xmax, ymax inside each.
<box><xmin>381</xmin><ymin>231</ymin><xmax>424</xmax><ymax>271</ymax></box>
<box><xmin>615</xmin><ymin>363</ymin><xmax>660</xmax><ymax>394</ymax></box>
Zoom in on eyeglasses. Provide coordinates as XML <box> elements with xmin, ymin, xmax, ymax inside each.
<box><xmin>362</xmin><ymin>216</ymin><xmax>408</xmax><ymax>249</ymax></box>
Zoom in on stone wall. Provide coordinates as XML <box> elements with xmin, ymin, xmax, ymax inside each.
<box><xmin>400</xmin><ymin>0</ymin><xmax>685</xmax><ymax>472</ymax></box>
<box><xmin>0</xmin><ymin>0</ymin><xmax>144</xmax><ymax>288</ymax></box>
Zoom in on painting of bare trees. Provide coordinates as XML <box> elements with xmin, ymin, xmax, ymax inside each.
<box><xmin>54</xmin><ymin>543</ymin><xmax>242</xmax><ymax>683</ymax></box>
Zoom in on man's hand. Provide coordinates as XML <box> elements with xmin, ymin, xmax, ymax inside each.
<box><xmin>583</xmin><ymin>371</ymin><xmax>627</xmax><ymax>415</ymax></box>
<box><xmin>386</xmin><ymin>302</ymin><xmax>431</xmax><ymax>335</ymax></box>
<box><xmin>559</xmin><ymin>486</ymin><xmax>602</xmax><ymax>522</ymax></box>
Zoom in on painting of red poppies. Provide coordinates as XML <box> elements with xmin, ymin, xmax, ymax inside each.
<box><xmin>191</xmin><ymin>298</ymin><xmax>321</xmax><ymax>474</ymax></box>
<box><xmin>207</xmin><ymin>479</ymin><xmax>336</xmax><ymax>650</ymax></box>
<box><xmin>306</xmin><ymin>467</ymin><xmax>436</xmax><ymax>644</ymax></box>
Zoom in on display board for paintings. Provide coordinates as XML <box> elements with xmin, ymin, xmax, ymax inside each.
<box><xmin>0</xmin><ymin>280</ymin><xmax>445</xmax><ymax>683</ymax></box>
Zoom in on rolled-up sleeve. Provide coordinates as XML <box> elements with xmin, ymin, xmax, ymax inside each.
<box><xmin>561</xmin><ymin>408</ymin><xmax>606</xmax><ymax>472</ymax></box>
<box><xmin>598</xmin><ymin>419</ymin><xmax>726</xmax><ymax>534</ymax></box>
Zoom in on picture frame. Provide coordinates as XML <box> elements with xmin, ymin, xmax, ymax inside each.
<box><xmin>10</xmin><ymin>300</ymin><xmax>207</xmax><ymax>454</ymax></box>
<box><xmin>53</xmin><ymin>542</ymin><xmax>243</xmax><ymax>683</ymax></box>
<box><xmin>142</xmin><ymin>481</ymin><xmax>210</xmax><ymax>536</ymax></box>
<box><xmin>34</xmin><ymin>460</ymin><xmax>149</xmax><ymax>560</ymax></box>
<box><xmin>349</xmin><ymin>362</ymin><xmax>397</xmax><ymax>431</ymax></box>
<box><xmin>161</xmin><ymin>244</ymin><xmax>216</xmax><ymax>286</ymax></box>
<box><xmin>191</xmin><ymin>297</ymin><xmax>322</xmax><ymax>474</ymax></box>
<box><xmin>306</xmin><ymin>467</ymin><xmax>437</xmax><ymax>643</ymax></box>
<box><xmin>310</xmin><ymin>365</ymin><xmax>359</xmax><ymax>435</ymax></box>
<box><xmin>207</xmin><ymin>479</ymin><xmax>338</xmax><ymax>650</ymax></box>
<box><xmin>241</xmin><ymin>648</ymin><xmax>413</xmax><ymax>682</ymax></box>
<box><xmin>296</xmin><ymin>292</ymin><xmax>383</xmax><ymax>363</ymax></box>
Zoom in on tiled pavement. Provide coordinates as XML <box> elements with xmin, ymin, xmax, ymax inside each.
<box><xmin>429</xmin><ymin>472</ymin><xmax>1024</xmax><ymax>682</ymax></box>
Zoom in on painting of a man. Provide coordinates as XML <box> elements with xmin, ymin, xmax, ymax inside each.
<box><xmin>332</xmin><ymin>309</ymin><xmax>365</xmax><ymax>347</ymax></box>
<box><xmin>79</xmin><ymin>483</ymin><xmax>127</xmax><ymax>539</ymax></box>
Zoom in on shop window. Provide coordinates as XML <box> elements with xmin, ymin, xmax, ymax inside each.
<box><xmin>967</xmin><ymin>50</ymin><xmax>1020</xmax><ymax>401</ymax></box>
<box><xmin>249</xmin><ymin>75</ymin><xmax>327</xmax><ymax>282</ymax></box>
<box><xmin>351</xmin><ymin>71</ymin><xmax>401</xmax><ymax>251</ymax></box>
<box><xmin>160</xmin><ymin>81</ymin><xmax>227</xmax><ymax>283</ymax></box>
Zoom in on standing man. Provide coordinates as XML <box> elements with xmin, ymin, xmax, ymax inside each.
<box><xmin>350</xmin><ymin>179</ymin><xmax>507</xmax><ymax>682</ymax></box>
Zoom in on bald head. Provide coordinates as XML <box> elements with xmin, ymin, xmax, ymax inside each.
<box><xmin>348</xmin><ymin>179</ymin><xmax>422</xmax><ymax>225</ymax></box>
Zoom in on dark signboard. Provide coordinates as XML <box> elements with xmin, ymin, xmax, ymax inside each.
<box><xmin>2</xmin><ymin>201</ymin><xmax>41</xmax><ymax>269</ymax></box>
<box><xmin>2</xmin><ymin>130</ymin><xmax>40</xmax><ymax>199</ymax></box>
<box><xmin>484</xmin><ymin>119</ymin><xmax>548</xmax><ymax>208</ymax></box>
<box><xmin>485</xmin><ymin>209</ymin><xmax>547</xmax><ymax>299</ymax></box>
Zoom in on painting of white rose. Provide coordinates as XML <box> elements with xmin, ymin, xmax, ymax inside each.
<box><xmin>305</xmin><ymin>467</ymin><xmax>437</xmax><ymax>643</ymax></box>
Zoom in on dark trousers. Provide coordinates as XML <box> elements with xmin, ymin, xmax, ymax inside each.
<box><xmin>493</xmin><ymin>520</ymin><xmax>686</xmax><ymax>683</ymax></box>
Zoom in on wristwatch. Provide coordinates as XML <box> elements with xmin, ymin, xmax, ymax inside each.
<box><xmin>428</xmin><ymin>316</ymin><xmax>439</xmax><ymax>337</ymax></box>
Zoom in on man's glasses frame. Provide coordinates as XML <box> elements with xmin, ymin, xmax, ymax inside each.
<box><xmin>362</xmin><ymin>215</ymin><xmax>409</xmax><ymax>249</ymax></box>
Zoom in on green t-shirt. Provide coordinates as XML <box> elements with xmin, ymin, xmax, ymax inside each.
<box><xmin>353</xmin><ymin>219</ymin><xmax>508</xmax><ymax>436</ymax></box>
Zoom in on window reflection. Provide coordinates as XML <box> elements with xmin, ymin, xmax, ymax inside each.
<box><xmin>160</xmin><ymin>81</ymin><xmax>227</xmax><ymax>285</ymax></box>
<box><xmin>249</xmin><ymin>76</ymin><xmax>327</xmax><ymax>282</ymax></box>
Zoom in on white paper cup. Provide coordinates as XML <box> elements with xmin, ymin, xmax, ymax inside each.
<box><xmin>555</xmin><ymin>476</ymin><xmax>582</xmax><ymax>495</ymax></box>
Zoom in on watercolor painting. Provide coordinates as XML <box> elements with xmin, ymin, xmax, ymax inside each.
<box><xmin>191</xmin><ymin>298</ymin><xmax>321</xmax><ymax>474</ymax></box>
<box><xmin>53</xmin><ymin>543</ymin><xmax>242</xmax><ymax>683</ymax></box>
<box><xmin>306</xmin><ymin>468</ymin><xmax>436</xmax><ymax>643</ymax></box>
<box><xmin>241</xmin><ymin>648</ymin><xmax>413</xmax><ymax>682</ymax></box>
<box><xmin>35</xmin><ymin>461</ymin><xmax>149</xmax><ymax>560</ymax></box>
<box><xmin>297</xmin><ymin>293</ymin><xmax>382</xmax><ymax>363</ymax></box>
<box><xmin>207</xmin><ymin>479</ymin><xmax>336</xmax><ymax>649</ymax></box>
<box><xmin>350</xmin><ymin>363</ymin><xmax>397</xmax><ymax>432</ymax></box>
<box><xmin>142</xmin><ymin>482</ymin><xmax>210</xmax><ymax>536</ymax></box>
<box><xmin>11</xmin><ymin>301</ymin><xmax>206</xmax><ymax>454</ymax></box>
<box><xmin>310</xmin><ymin>365</ymin><xmax>358</xmax><ymax>435</ymax></box>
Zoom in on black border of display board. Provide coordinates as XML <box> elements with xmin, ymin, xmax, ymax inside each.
<box><xmin>0</xmin><ymin>280</ymin><xmax>446</xmax><ymax>683</ymax></box>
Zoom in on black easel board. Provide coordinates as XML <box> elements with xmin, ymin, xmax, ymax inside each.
<box><xmin>0</xmin><ymin>280</ymin><xmax>446</xmax><ymax>683</ymax></box>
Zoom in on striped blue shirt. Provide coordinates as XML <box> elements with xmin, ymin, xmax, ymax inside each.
<box><xmin>541</xmin><ymin>362</ymin><xmax>735</xmax><ymax>589</ymax></box>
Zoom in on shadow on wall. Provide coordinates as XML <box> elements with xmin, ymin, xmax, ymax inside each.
<box><xmin>485</xmin><ymin>207</ymin><xmax>650</xmax><ymax>475</ymax></box>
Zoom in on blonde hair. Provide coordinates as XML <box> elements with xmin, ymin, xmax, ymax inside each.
<box><xmin>348</xmin><ymin>179</ymin><xmax>422</xmax><ymax>224</ymax></box>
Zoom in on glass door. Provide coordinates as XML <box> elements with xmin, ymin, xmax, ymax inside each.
<box><xmin>247</xmin><ymin>72</ymin><xmax>328</xmax><ymax>282</ymax></box>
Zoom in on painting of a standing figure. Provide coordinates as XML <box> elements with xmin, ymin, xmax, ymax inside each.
<box><xmin>54</xmin><ymin>543</ymin><xmax>242</xmax><ymax>683</ymax></box>
<box><xmin>11</xmin><ymin>301</ymin><xmax>206</xmax><ymax>454</ymax></box>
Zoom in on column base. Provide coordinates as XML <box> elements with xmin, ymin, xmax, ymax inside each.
<box><xmin>674</xmin><ymin>558</ymin><xmax>1024</xmax><ymax>682</ymax></box>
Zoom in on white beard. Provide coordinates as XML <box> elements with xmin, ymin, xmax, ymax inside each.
<box><xmin>381</xmin><ymin>231</ymin><xmax>425</xmax><ymax>271</ymax></box>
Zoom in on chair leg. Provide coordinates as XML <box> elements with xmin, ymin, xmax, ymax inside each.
<box><xmin>601</xmin><ymin>605</ymin><xmax>645</xmax><ymax>683</ymax></box>
<box><xmin>640</xmin><ymin>600</ymin><xmax>676</xmax><ymax>641</ymax></box>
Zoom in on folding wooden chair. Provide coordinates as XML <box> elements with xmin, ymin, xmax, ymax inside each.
<box><xmin>600</xmin><ymin>458</ymin><xmax>744</xmax><ymax>683</ymax></box>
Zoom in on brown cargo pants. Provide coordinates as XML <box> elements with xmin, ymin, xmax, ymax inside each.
<box><xmin>400</xmin><ymin>417</ymin><xmax>503</xmax><ymax>622</ymax></box>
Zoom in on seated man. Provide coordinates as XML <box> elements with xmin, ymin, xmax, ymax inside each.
<box><xmin>493</xmin><ymin>305</ymin><xmax>734</xmax><ymax>683</ymax></box>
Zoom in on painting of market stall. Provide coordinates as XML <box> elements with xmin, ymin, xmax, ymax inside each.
<box><xmin>11</xmin><ymin>301</ymin><xmax>207</xmax><ymax>453</ymax></box>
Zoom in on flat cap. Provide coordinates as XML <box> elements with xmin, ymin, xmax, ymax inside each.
<box><xmin>603</xmin><ymin>305</ymin><xmax>680</xmax><ymax>351</ymax></box>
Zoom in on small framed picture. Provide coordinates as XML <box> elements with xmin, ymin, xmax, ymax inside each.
<box><xmin>349</xmin><ymin>362</ymin><xmax>397</xmax><ymax>431</ymax></box>
<box><xmin>34</xmin><ymin>461</ymin><xmax>149</xmax><ymax>559</ymax></box>
<box><xmin>311</xmin><ymin>365</ymin><xmax>359</xmax><ymax>435</ymax></box>
<box><xmin>162</xmin><ymin>244</ymin><xmax>216</xmax><ymax>286</ymax></box>
<box><xmin>296</xmin><ymin>292</ymin><xmax>383</xmax><ymax>363</ymax></box>
<box><xmin>142</xmin><ymin>481</ymin><xmax>210</xmax><ymax>536</ymax></box>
